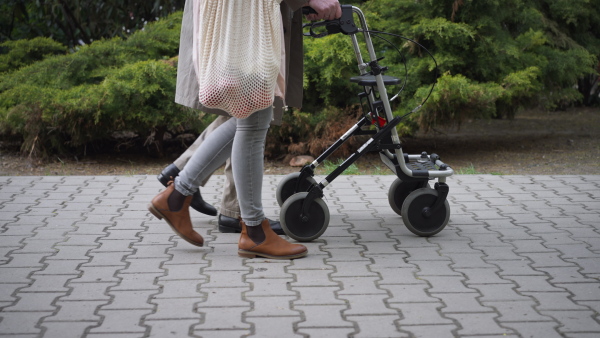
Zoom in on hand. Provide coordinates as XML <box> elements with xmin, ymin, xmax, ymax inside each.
<box><xmin>304</xmin><ymin>0</ymin><xmax>342</xmax><ymax>21</ymax></box>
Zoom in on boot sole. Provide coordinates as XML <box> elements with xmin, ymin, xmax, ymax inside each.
<box><xmin>148</xmin><ymin>204</ymin><xmax>204</xmax><ymax>247</ymax></box>
<box><xmin>238</xmin><ymin>249</ymin><xmax>307</xmax><ymax>260</ymax></box>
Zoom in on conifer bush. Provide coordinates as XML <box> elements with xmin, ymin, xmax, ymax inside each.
<box><xmin>0</xmin><ymin>11</ymin><xmax>209</xmax><ymax>158</ymax></box>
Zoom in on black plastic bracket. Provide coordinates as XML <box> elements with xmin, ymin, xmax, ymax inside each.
<box><xmin>422</xmin><ymin>182</ymin><xmax>449</xmax><ymax>218</ymax></box>
<box><xmin>296</xmin><ymin>165</ymin><xmax>315</xmax><ymax>193</ymax></box>
<box><xmin>300</xmin><ymin>184</ymin><xmax>325</xmax><ymax>222</ymax></box>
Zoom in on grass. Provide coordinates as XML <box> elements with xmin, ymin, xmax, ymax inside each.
<box><xmin>318</xmin><ymin>158</ymin><xmax>361</xmax><ymax>175</ymax></box>
<box><xmin>456</xmin><ymin>163</ymin><xmax>504</xmax><ymax>175</ymax></box>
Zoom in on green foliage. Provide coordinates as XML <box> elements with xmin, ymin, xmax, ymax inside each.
<box><xmin>1</xmin><ymin>1</ymin><xmax>599</xmax><ymax>159</ymax></box>
<box><xmin>1</xmin><ymin>0</ymin><xmax>186</xmax><ymax>48</ymax></box>
<box><xmin>319</xmin><ymin>158</ymin><xmax>360</xmax><ymax>176</ymax></box>
<box><xmin>0</xmin><ymin>37</ymin><xmax>67</xmax><ymax>73</ymax></box>
<box><xmin>0</xmin><ymin>11</ymin><xmax>208</xmax><ymax>158</ymax></box>
<box><xmin>415</xmin><ymin>72</ymin><xmax>503</xmax><ymax>131</ymax></box>
<box><xmin>303</xmin><ymin>34</ymin><xmax>359</xmax><ymax>108</ymax></box>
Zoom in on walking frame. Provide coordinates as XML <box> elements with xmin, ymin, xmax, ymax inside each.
<box><xmin>277</xmin><ymin>5</ymin><xmax>454</xmax><ymax>242</ymax></box>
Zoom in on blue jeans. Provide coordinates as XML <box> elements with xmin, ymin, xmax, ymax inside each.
<box><xmin>175</xmin><ymin>107</ymin><xmax>273</xmax><ymax>226</ymax></box>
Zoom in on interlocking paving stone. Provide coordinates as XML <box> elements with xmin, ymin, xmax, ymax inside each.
<box><xmin>0</xmin><ymin>174</ymin><xmax>599</xmax><ymax>337</ymax></box>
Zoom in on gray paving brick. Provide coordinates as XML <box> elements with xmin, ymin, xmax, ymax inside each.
<box><xmin>446</xmin><ymin>312</ymin><xmax>514</xmax><ymax>336</ymax></box>
<box><xmin>510</xmin><ymin>275</ymin><xmax>567</xmax><ymax>292</ymax></box>
<box><xmin>476</xmin><ymin>284</ymin><xmax>532</xmax><ymax>302</ymax></box>
<box><xmin>541</xmin><ymin>310</ymin><xmax>600</xmax><ymax>334</ymax></box>
<box><xmin>421</xmin><ymin>276</ymin><xmax>477</xmax><ymax>294</ymax></box>
<box><xmin>153</xmin><ymin>280</ymin><xmax>206</xmax><ymax>299</ymax></box>
<box><xmin>293</xmin><ymin>286</ymin><xmax>345</xmax><ymax>305</ymax></box>
<box><xmin>0</xmin><ymin>311</ymin><xmax>50</xmax><ymax>335</ymax></box>
<box><xmin>483</xmin><ymin>299</ymin><xmax>554</xmax><ymax>322</ymax></box>
<box><xmin>38</xmin><ymin>259</ymin><xmax>88</xmax><ymax>277</ymax></box>
<box><xmin>556</xmin><ymin>283</ymin><xmax>600</xmax><ymax>301</ymax></box>
<box><xmin>74</xmin><ymin>266</ymin><xmax>120</xmax><ymax>283</ymax></box>
<box><xmin>89</xmin><ymin>309</ymin><xmax>149</xmax><ymax>334</ymax></box>
<box><xmin>60</xmin><ymin>282</ymin><xmax>116</xmax><ymax>301</ymax></box>
<box><xmin>245</xmin><ymin>295</ymin><xmax>298</xmax><ymax>317</ymax></box>
<box><xmin>3</xmin><ymin>252</ymin><xmax>47</xmax><ymax>268</ymax></box>
<box><xmin>436</xmin><ymin>292</ymin><xmax>494</xmax><ymax>314</ymax></box>
<box><xmin>385</xmin><ymin>284</ymin><xmax>436</xmax><ymax>303</ymax></box>
<box><xmin>2</xmin><ymin>292</ymin><xmax>63</xmax><ymax>312</ymax></box>
<box><xmin>46</xmin><ymin>300</ymin><xmax>105</xmax><ymax>322</ymax></box>
<box><xmin>377</xmin><ymin>267</ymin><xmax>423</xmax><ymax>284</ymax></box>
<box><xmin>19</xmin><ymin>274</ymin><xmax>78</xmax><ymax>292</ymax></box>
<box><xmin>295</xmin><ymin>304</ymin><xmax>352</xmax><ymax>328</ymax></box>
<box><xmin>400</xmin><ymin>324</ymin><xmax>458</xmax><ymax>337</ymax></box>
<box><xmin>394</xmin><ymin>302</ymin><xmax>454</xmax><ymax>325</ymax></box>
<box><xmin>200</xmin><ymin>287</ymin><xmax>249</xmax><ymax>308</ymax></box>
<box><xmin>334</xmin><ymin>276</ymin><xmax>386</xmax><ymax>295</ymax></box>
<box><xmin>40</xmin><ymin>322</ymin><xmax>97</xmax><ymax>338</ymax></box>
<box><xmin>102</xmin><ymin>290</ymin><xmax>157</xmax><ymax>310</ymax></box>
<box><xmin>246</xmin><ymin>317</ymin><xmax>303</xmax><ymax>338</ymax></box>
<box><xmin>349</xmin><ymin>314</ymin><xmax>407</xmax><ymax>337</ymax></box>
<box><xmin>291</xmin><ymin>269</ymin><xmax>337</xmax><ymax>287</ymax></box>
<box><xmin>522</xmin><ymin>291</ymin><xmax>590</xmax><ymax>311</ymax></box>
<box><xmin>145</xmin><ymin>297</ymin><xmax>203</xmax><ymax>320</ymax></box>
<box><xmin>144</xmin><ymin>319</ymin><xmax>202</xmax><ymax>337</ymax></box>
<box><xmin>1</xmin><ymin>174</ymin><xmax>600</xmax><ymax>337</ymax></box>
<box><xmin>192</xmin><ymin>307</ymin><xmax>250</xmax><ymax>331</ymax></box>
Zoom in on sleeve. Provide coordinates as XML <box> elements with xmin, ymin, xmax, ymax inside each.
<box><xmin>282</xmin><ymin>0</ymin><xmax>310</xmax><ymax>12</ymax></box>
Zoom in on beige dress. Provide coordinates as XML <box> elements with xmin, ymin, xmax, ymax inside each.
<box><xmin>175</xmin><ymin>0</ymin><xmax>308</xmax><ymax>125</ymax></box>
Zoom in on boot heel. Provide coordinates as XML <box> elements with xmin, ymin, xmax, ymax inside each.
<box><xmin>238</xmin><ymin>250</ymin><xmax>256</xmax><ymax>258</ymax></box>
<box><xmin>147</xmin><ymin>204</ymin><xmax>163</xmax><ymax>220</ymax></box>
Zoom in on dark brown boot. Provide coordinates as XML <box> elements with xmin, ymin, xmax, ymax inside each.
<box><xmin>148</xmin><ymin>182</ymin><xmax>204</xmax><ymax>247</ymax></box>
<box><xmin>238</xmin><ymin>219</ymin><xmax>307</xmax><ymax>259</ymax></box>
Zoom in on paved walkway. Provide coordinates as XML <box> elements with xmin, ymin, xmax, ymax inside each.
<box><xmin>0</xmin><ymin>174</ymin><xmax>599</xmax><ymax>337</ymax></box>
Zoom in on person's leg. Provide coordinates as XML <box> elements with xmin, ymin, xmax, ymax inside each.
<box><xmin>159</xmin><ymin>116</ymin><xmax>283</xmax><ymax>234</ymax></box>
<box><xmin>173</xmin><ymin>116</ymin><xmax>229</xmax><ymax>172</ymax></box>
<box><xmin>148</xmin><ymin>117</ymin><xmax>237</xmax><ymax>247</ymax></box>
<box><xmin>231</xmin><ymin>107</ymin><xmax>307</xmax><ymax>259</ymax></box>
<box><xmin>149</xmin><ymin>107</ymin><xmax>306</xmax><ymax>258</ymax></box>
<box><xmin>230</xmin><ymin>108</ymin><xmax>271</xmax><ymax>225</ymax></box>
<box><xmin>157</xmin><ymin>116</ymin><xmax>231</xmax><ymax>216</ymax></box>
<box><xmin>218</xmin><ymin>158</ymin><xmax>239</xmax><ymax>218</ymax></box>
<box><xmin>175</xmin><ymin>118</ymin><xmax>237</xmax><ymax>196</ymax></box>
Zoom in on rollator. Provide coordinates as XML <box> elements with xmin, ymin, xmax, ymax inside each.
<box><xmin>277</xmin><ymin>5</ymin><xmax>454</xmax><ymax>242</ymax></box>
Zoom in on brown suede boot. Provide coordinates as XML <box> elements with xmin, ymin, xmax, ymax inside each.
<box><xmin>238</xmin><ymin>219</ymin><xmax>307</xmax><ymax>259</ymax></box>
<box><xmin>148</xmin><ymin>182</ymin><xmax>204</xmax><ymax>247</ymax></box>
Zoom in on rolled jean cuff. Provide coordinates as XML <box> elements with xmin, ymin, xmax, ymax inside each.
<box><xmin>219</xmin><ymin>207</ymin><xmax>240</xmax><ymax>219</ymax></box>
<box><xmin>174</xmin><ymin>177</ymin><xmax>196</xmax><ymax>196</ymax></box>
<box><xmin>243</xmin><ymin>217</ymin><xmax>265</xmax><ymax>227</ymax></box>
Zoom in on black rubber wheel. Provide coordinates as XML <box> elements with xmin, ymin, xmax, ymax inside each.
<box><xmin>280</xmin><ymin>192</ymin><xmax>330</xmax><ymax>242</ymax></box>
<box><xmin>388</xmin><ymin>178</ymin><xmax>430</xmax><ymax>215</ymax></box>
<box><xmin>400</xmin><ymin>187</ymin><xmax>450</xmax><ymax>237</ymax></box>
<box><xmin>276</xmin><ymin>172</ymin><xmax>317</xmax><ymax>207</ymax></box>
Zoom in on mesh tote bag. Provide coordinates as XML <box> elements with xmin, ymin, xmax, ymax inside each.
<box><xmin>192</xmin><ymin>0</ymin><xmax>283</xmax><ymax>119</ymax></box>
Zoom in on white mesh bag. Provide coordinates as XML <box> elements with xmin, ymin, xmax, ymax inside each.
<box><xmin>192</xmin><ymin>0</ymin><xmax>283</xmax><ymax>119</ymax></box>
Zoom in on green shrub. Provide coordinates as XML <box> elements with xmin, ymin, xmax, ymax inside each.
<box><xmin>414</xmin><ymin>72</ymin><xmax>503</xmax><ymax>131</ymax></box>
<box><xmin>0</xmin><ymin>11</ymin><xmax>211</xmax><ymax>157</ymax></box>
<box><xmin>0</xmin><ymin>37</ymin><xmax>67</xmax><ymax>73</ymax></box>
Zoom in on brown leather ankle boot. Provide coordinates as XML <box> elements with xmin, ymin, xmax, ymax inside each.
<box><xmin>238</xmin><ymin>219</ymin><xmax>307</xmax><ymax>259</ymax></box>
<box><xmin>148</xmin><ymin>182</ymin><xmax>204</xmax><ymax>247</ymax></box>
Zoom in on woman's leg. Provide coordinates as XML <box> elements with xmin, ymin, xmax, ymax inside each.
<box><xmin>231</xmin><ymin>106</ymin><xmax>272</xmax><ymax>226</ymax></box>
<box><xmin>175</xmin><ymin>117</ymin><xmax>237</xmax><ymax>196</ymax></box>
<box><xmin>232</xmin><ymin>106</ymin><xmax>307</xmax><ymax>259</ymax></box>
<box><xmin>148</xmin><ymin>116</ymin><xmax>237</xmax><ymax>247</ymax></box>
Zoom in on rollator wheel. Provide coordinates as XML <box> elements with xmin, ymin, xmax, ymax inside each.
<box><xmin>388</xmin><ymin>178</ymin><xmax>430</xmax><ymax>215</ymax></box>
<box><xmin>401</xmin><ymin>187</ymin><xmax>450</xmax><ymax>237</ymax></box>
<box><xmin>276</xmin><ymin>172</ymin><xmax>317</xmax><ymax>207</ymax></box>
<box><xmin>280</xmin><ymin>192</ymin><xmax>330</xmax><ymax>242</ymax></box>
